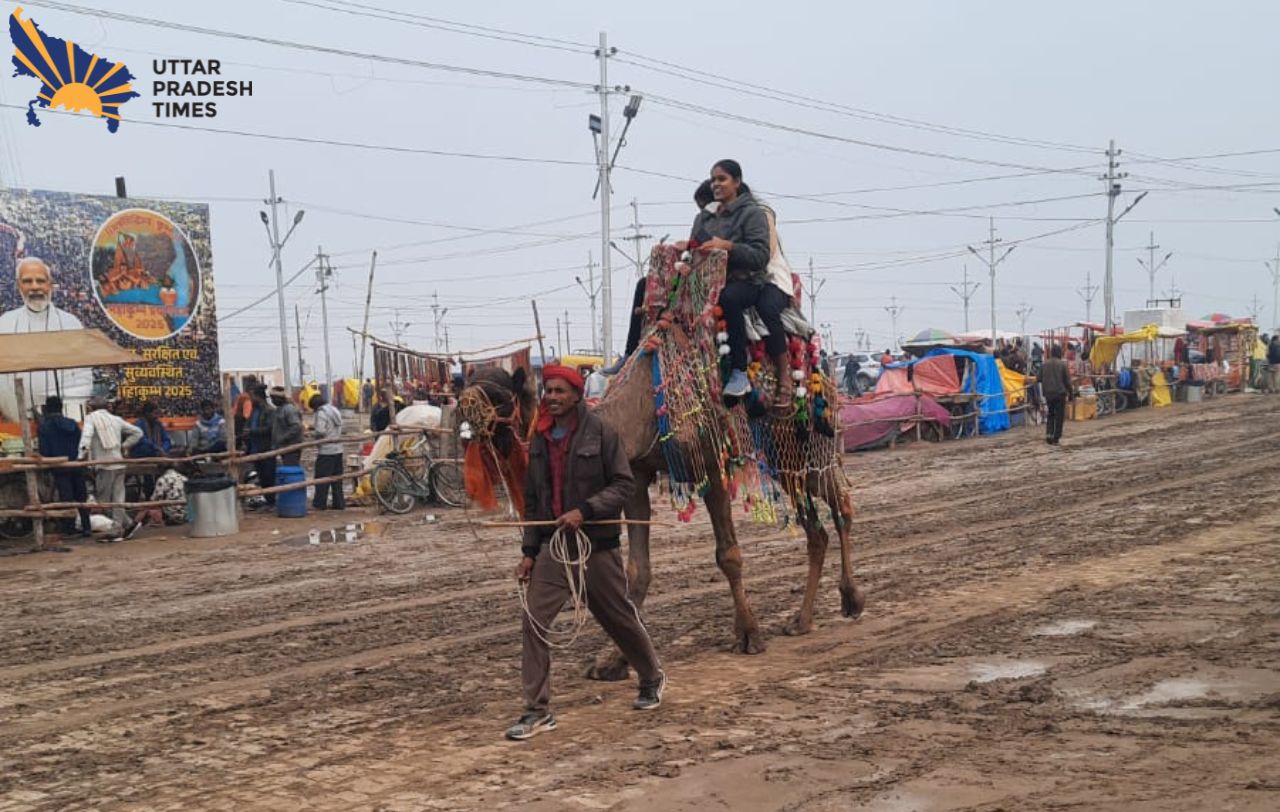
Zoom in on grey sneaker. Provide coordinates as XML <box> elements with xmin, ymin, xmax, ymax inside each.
<box><xmin>723</xmin><ymin>369</ymin><xmax>750</xmax><ymax>397</ymax></box>
<box><xmin>505</xmin><ymin>711</ymin><xmax>556</xmax><ymax>741</ymax></box>
<box><xmin>633</xmin><ymin>670</ymin><xmax>666</xmax><ymax>711</ymax></box>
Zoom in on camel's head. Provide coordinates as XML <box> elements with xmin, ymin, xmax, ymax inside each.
<box><xmin>457</xmin><ymin>365</ymin><xmax>534</xmax><ymax>456</ymax></box>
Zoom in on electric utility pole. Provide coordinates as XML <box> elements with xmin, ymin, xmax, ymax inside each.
<box><xmin>614</xmin><ymin>199</ymin><xmax>651</xmax><ymax>276</ymax></box>
<box><xmin>1015</xmin><ymin>302</ymin><xmax>1034</xmax><ymax>348</ymax></box>
<box><xmin>1136</xmin><ymin>231</ymin><xmax>1173</xmax><ymax>305</ymax></box>
<box><xmin>883</xmin><ymin>296</ymin><xmax>905</xmax><ymax>351</ymax></box>
<box><xmin>1101</xmin><ymin>140</ymin><xmax>1148</xmax><ymax>329</ymax></box>
<box><xmin>564</xmin><ymin>309</ymin><xmax>572</xmax><ymax>353</ymax></box>
<box><xmin>1078</xmin><ymin>270</ymin><xmax>1101</xmax><ymax>323</ymax></box>
<box><xmin>262</xmin><ymin>170</ymin><xmax>305</xmax><ymax>390</ymax></box>
<box><xmin>389</xmin><ymin>311</ymin><xmax>410</xmax><ymax>345</ymax></box>
<box><xmin>806</xmin><ymin>257</ymin><xmax>826</xmax><ymax>324</ymax></box>
<box><xmin>430</xmin><ymin>291</ymin><xmax>448</xmax><ymax>353</ymax></box>
<box><xmin>575</xmin><ymin>252</ymin><xmax>601</xmax><ymax>353</ymax></box>
<box><xmin>949</xmin><ymin>264</ymin><xmax>981</xmax><ymax>332</ymax></box>
<box><xmin>968</xmin><ymin>217</ymin><xmax>1015</xmax><ymax>344</ymax></box>
<box><xmin>293</xmin><ymin>303</ymin><xmax>306</xmax><ymax>386</ymax></box>
<box><xmin>1248</xmin><ymin>292</ymin><xmax>1262</xmax><ymax>324</ymax></box>
<box><xmin>594</xmin><ymin>33</ymin><xmax>615</xmax><ymax>367</ymax></box>
<box><xmin>1265</xmin><ymin>248</ymin><xmax>1280</xmax><ymax>331</ymax></box>
<box><xmin>315</xmin><ymin>246</ymin><xmax>334</xmax><ymax>389</ymax></box>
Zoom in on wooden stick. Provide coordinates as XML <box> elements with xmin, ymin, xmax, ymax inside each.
<box><xmin>0</xmin><ymin>509</ymin><xmax>76</xmax><ymax>519</ymax></box>
<box><xmin>28</xmin><ymin>498</ymin><xmax>184</xmax><ymax>510</ymax></box>
<box><xmin>479</xmin><ymin>519</ymin><xmax>673</xmax><ymax>528</ymax></box>
<box><xmin>14</xmin><ymin>378</ymin><xmax>44</xmax><ymax>550</ymax></box>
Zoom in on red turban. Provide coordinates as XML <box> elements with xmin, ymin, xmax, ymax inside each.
<box><xmin>542</xmin><ymin>365</ymin><xmax>584</xmax><ymax>393</ymax></box>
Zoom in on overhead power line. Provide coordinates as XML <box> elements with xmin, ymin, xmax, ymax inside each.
<box><xmin>280</xmin><ymin>0</ymin><xmax>594</xmax><ymax>53</ymax></box>
<box><xmin>0</xmin><ymin>103</ymin><xmax>593</xmax><ymax>166</ymax></box>
<box><xmin>615</xmin><ymin>52</ymin><xmax>1100</xmax><ymax>155</ymax></box>
<box><xmin>32</xmin><ymin>1</ymin><xmax>594</xmax><ymax>88</ymax></box>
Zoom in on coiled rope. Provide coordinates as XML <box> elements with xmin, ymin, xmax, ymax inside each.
<box><xmin>517</xmin><ymin>525</ymin><xmax>592</xmax><ymax>649</ymax></box>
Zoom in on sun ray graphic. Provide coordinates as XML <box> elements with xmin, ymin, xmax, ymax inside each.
<box><xmin>9</xmin><ymin>7</ymin><xmax>139</xmax><ymax>132</ymax></box>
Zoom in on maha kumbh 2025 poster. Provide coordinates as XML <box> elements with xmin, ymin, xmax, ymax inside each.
<box><xmin>0</xmin><ymin>189</ymin><xmax>218</xmax><ymax>425</ymax></box>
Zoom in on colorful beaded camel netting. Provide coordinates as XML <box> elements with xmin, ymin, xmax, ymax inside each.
<box><xmin>613</xmin><ymin>244</ymin><xmax>845</xmax><ymax>527</ymax></box>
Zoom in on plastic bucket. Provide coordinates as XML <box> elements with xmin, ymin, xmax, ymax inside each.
<box><xmin>276</xmin><ymin>465</ymin><xmax>308</xmax><ymax>518</ymax></box>
<box><xmin>187</xmin><ymin>475</ymin><xmax>239</xmax><ymax>538</ymax></box>
<box><xmin>1185</xmin><ymin>382</ymin><xmax>1203</xmax><ymax>403</ymax></box>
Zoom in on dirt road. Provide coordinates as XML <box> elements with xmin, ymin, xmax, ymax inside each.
<box><xmin>1</xmin><ymin>395</ymin><xmax>1278</xmax><ymax>811</ymax></box>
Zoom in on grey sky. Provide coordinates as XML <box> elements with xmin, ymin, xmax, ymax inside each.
<box><xmin>2</xmin><ymin>0</ymin><xmax>1277</xmax><ymax>377</ymax></box>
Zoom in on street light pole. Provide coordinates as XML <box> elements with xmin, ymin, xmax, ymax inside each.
<box><xmin>265</xmin><ymin>170</ymin><xmax>294</xmax><ymax>390</ymax></box>
<box><xmin>595</xmin><ymin>32</ymin><xmax>614</xmax><ymax>367</ymax></box>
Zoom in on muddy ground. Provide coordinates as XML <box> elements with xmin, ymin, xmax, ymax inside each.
<box><xmin>0</xmin><ymin>394</ymin><xmax>1277</xmax><ymax>811</ymax></box>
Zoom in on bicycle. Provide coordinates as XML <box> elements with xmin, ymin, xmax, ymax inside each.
<box><xmin>370</xmin><ymin>431</ymin><xmax>468</xmax><ymax>514</ymax></box>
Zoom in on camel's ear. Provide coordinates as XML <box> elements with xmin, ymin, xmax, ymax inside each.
<box><xmin>511</xmin><ymin>367</ymin><xmax>528</xmax><ymax>395</ymax></box>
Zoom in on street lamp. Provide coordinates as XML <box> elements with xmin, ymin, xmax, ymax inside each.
<box><xmin>260</xmin><ymin>184</ymin><xmax>306</xmax><ymax>389</ymax></box>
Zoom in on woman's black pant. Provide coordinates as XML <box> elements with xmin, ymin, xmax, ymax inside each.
<box><xmin>719</xmin><ymin>281</ymin><xmax>790</xmax><ymax>370</ymax></box>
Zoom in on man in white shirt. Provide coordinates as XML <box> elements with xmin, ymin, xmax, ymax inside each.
<box><xmin>308</xmin><ymin>393</ymin><xmax>345</xmax><ymax>510</ymax></box>
<box><xmin>78</xmin><ymin>397</ymin><xmax>144</xmax><ymax>541</ymax></box>
<box><xmin>0</xmin><ymin>257</ymin><xmax>93</xmax><ymax>422</ymax></box>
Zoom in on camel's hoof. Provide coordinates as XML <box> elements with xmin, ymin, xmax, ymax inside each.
<box><xmin>782</xmin><ymin>613</ymin><xmax>813</xmax><ymax>637</ymax></box>
<box><xmin>841</xmin><ymin>585</ymin><xmax>866</xmax><ymax>619</ymax></box>
<box><xmin>733</xmin><ymin>630</ymin><xmax>767</xmax><ymax>655</ymax></box>
<box><xmin>585</xmin><ymin>658</ymin><xmax>631</xmax><ymax>682</ymax></box>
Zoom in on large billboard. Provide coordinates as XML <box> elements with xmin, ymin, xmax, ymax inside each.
<box><xmin>0</xmin><ymin>189</ymin><xmax>218</xmax><ymax>425</ymax></box>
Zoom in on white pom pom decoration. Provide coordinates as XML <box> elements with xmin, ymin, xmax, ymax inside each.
<box><xmin>718</xmin><ymin>344</ymin><xmax>731</xmax><ymax>356</ymax></box>
<box><xmin>716</xmin><ymin>331</ymin><xmax>729</xmax><ymax>343</ymax></box>
<box><xmin>795</xmin><ymin>386</ymin><xmax>808</xmax><ymax>398</ymax></box>
<box><xmin>790</xmin><ymin>369</ymin><xmax>805</xmax><ymax>381</ymax></box>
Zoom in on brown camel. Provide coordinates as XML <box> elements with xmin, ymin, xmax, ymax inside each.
<box><xmin>460</xmin><ymin>262</ymin><xmax>864</xmax><ymax>679</ymax></box>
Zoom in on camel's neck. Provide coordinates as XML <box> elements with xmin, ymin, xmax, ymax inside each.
<box><xmin>594</xmin><ymin>359</ymin><xmax>658</xmax><ymax>463</ymax></box>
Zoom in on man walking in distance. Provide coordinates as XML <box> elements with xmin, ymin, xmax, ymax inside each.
<box><xmin>78</xmin><ymin>397</ymin><xmax>143</xmax><ymax>541</ymax></box>
<box><xmin>1038</xmin><ymin>344</ymin><xmax>1075</xmax><ymax>446</ymax></box>
<box><xmin>506</xmin><ymin>365</ymin><xmax>665</xmax><ymax>741</ymax></box>
<box><xmin>309</xmin><ymin>392</ymin><xmax>345</xmax><ymax>510</ymax></box>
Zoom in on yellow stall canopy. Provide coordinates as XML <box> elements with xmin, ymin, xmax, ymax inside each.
<box><xmin>1088</xmin><ymin>324</ymin><xmax>1159</xmax><ymax>368</ymax></box>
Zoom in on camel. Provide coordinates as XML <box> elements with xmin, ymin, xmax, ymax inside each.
<box><xmin>460</xmin><ymin>251</ymin><xmax>864</xmax><ymax>678</ymax></box>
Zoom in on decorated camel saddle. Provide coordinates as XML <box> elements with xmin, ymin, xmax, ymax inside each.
<box><xmin>614</xmin><ymin>244</ymin><xmax>842</xmax><ymax>522</ymax></box>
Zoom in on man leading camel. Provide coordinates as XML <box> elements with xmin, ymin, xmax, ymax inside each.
<box><xmin>505</xmin><ymin>365</ymin><xmax>665</xmax><ymax>741</ymax></box>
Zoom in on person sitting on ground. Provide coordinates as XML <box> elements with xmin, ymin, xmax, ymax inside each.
<box><xmin>130</xmin><ymin>401</ymin><xmax>172</xmax><ymax>458</ymax></box>
<box><xmin>38</xmin><ymin>395</ymin><xmax>91</xmax><ymax>537</ymax></box>
<box><xmin>688</xmin><ymin>160</ymin><xmax>778</xmax><ymax>398</ymax></box>
<box><xmin>78</xmin><ymin>397</ymin><xmax>144</xmax><ymax>542</ymax></box>
<box><xmin>151</xmin><ymin>464</ymin><xmax>188</xmax><ymax>525</ymax></box>
<box><xmin>194</xmin><ymin>399</ymin><xmax>227</xmax><ymax>454</ymax></box>
<box><xmin>309</xmin><ymin>393</ymin><xmax>346</xmax><ymax>511</ymax></box>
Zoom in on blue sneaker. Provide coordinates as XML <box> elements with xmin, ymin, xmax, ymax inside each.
<box><xmin>723</xmin><ymin>369</ymin><xmax>750</xmax><ymax>397</ymax></box>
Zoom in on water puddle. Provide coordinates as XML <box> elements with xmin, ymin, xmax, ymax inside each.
<box><xmin>1032</xmin><ymin>619</ymin><xmax>1096</xmax><ymax>637</ymax></box>
<box><xmin>969</xmin><ymin>659</ymin><xmax>1046</xmax><ymax>683</ymax></box>
<box><xmin>1070</xmin><ymin>667</ymin><xmax>1276</xmax><ymax>716</ymax></box>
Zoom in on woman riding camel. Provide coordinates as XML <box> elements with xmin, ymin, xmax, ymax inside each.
<box><xmin>690</xmin><ymin>159</ymin><xmax>789</xmax><ymax>403</ymax></box>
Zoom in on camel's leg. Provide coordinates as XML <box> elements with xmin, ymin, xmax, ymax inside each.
<box><xmin>785</xmin><ymin>475</ymin><xmax>828</xmax><ymax>636</ymax></box>
<box><xmin>705</xmin><ymin>478</ymin><xmax>765</xmax><ymax>654</ymax></box>
<box><xmin>586</xmin><ymin>468</ymin><xmax>654</xmax><ymax>681</ymax></box>
<box><xmin>826</xmin><ymin>470</ymin><xmax>866</xmax><ymax>619</ymax></box>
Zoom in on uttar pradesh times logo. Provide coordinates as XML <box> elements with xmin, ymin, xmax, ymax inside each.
<box><xmin>8</xmin><ymin>6</ymin><xmax>253</xmax><ymax>134</ymax></box>
<box><xmin>8</xmin><ymin>6</ymin><xmax>139</xmax><ymax>132</ymax></box>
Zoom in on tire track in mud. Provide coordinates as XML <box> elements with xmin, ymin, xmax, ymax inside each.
<box><xmin>4</xmin><ymin>437</ymin><xmax>1278</xmax><ymax>742</ymax></box>
<box><xmin>4</xmin><ymin>405</ymin><xmax>1276</xmax><ymax>680</ymax></box>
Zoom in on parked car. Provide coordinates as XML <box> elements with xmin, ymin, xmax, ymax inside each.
<box><xmin>835</xmin><ymin>352</ymin><xmax>881</xmax><ymax>394</ymax></box>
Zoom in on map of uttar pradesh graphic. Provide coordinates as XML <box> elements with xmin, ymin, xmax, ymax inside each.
<box><xmin>9</xmin><ymin>7</ymin><xmax>139</xmax><ymax>133</ymax></box>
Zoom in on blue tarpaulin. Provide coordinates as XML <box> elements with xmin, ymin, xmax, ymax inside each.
<box><xmin>887</xmin><ymin>349</ymin><xmax>1010</xmax><ymax>434</ymax></box>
